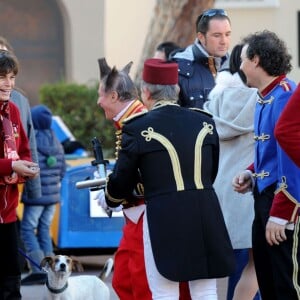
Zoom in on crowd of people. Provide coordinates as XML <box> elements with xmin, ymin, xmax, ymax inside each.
<box><xmin>1</xmin><ymin>6</ymin><xmax>300</xmax><ymax>300</ymax></box>
<box><xmin>98</xmin><ymin>8</ymin><xmax>300</xmax><ymax>300</ymax></box>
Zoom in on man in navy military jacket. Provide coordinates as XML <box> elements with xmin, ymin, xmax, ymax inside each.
<box><xmin>105</xmin><ymin>58</ymin><xmax>235</xmax><ymax>299</ymax></box>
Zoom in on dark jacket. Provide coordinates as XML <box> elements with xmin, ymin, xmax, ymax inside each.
<box><xmin>106</xmin><ymin>103</ymin><xmax>235</xmax><ymax>281</ymax></box>
<box><xmin>171</xmin><ymin>40</ymin><xmax>229</xmax><ymax>109</ymax></box>
<box><xmin>22</xmin><ymin>105</ymin><xmax>66</xmax><ymax>205</ymax></box>
<box><xmin>11</xmin><ymin>89</ymin><xmax>42</xmax><ymax>199</ymax></box>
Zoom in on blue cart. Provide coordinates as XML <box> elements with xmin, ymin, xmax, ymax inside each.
<box><xmin>51</xmin><ymin>161</ymin><xmax>124</xmax><ymax>253</ymax></box>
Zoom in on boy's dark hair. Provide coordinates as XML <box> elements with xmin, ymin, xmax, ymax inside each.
<box><xmin>0</xmin><ymin>50</ymin><xmax>19</xmax><ymax>76</ymax></box>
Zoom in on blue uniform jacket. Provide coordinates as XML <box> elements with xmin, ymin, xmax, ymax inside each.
<box><xmin>253</xmin><ymin>76</ymin><xmax>300</xmax><ymax>221</ymax></box>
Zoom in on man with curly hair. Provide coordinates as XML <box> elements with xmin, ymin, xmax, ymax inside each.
<box><xmin>232</xmin><ymin>30</ymin><xmax>300</xmax><ymax>299</ymax></box>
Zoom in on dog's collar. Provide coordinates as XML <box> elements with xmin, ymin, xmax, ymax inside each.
<box><xmin>46</xmin><ymin>279</ymin><xmax>68</xmax><ymax>294</ymax></box>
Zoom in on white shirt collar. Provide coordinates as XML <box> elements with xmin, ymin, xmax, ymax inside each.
<box><xmin>113</xmin><ymin>100</ymin><xmax>134</xmax><ymax>122</ymax></box>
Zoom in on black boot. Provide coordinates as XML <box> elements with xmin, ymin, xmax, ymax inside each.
<box><xmin>0</xmin><ymin>275</ymin><xmax>22</xmax><ymax>300</ymax></box>
<box><xmin>21</xmin><ymin>272</ymin><xmax>47</xmax><ymax>285</ymax></box>
<box><xmin>21</xmin><ymin>249</ymin><xmax>47</xmax><ymax>285</ymax></box>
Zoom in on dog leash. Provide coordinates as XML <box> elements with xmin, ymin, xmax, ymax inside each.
<box><xmin>18</xmin><ymin>248</ymin><xmax>48</xmax><ymax>273</ymax></box>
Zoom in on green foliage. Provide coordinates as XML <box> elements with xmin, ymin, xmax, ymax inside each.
<box><xmin>39</xmin><ymin>81</ymin><xmax>115</xmax><ymax>157</ymax></box>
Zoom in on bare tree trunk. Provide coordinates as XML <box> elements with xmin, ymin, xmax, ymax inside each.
<box><xmin>135</xmin><ymin>0</ymin><xmax>215</xmax><ymax>84</ymax></box>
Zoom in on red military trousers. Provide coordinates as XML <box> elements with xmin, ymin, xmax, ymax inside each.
<box><xmin>112</xmin><ymin>213</ymin><xmax>152</xmax><ymax>299</ymax></box>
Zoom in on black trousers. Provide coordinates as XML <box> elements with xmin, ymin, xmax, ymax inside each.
<box><xmin>0</xmin><ymin>222</ymin><xmax>22</xmax><ymax>300</ymax></box>
<box><xmin>253</xmin><ymin>184</ymin><xmax>300</xmax><ymax>300</ymax></box>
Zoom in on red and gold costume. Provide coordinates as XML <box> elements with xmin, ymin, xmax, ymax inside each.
<box><xmin>111</xmin><ymin>99</ymin><xmax>152</xmax><ymax>300</ymax></box>
<box><xmin>275</xmin><ymin>83</ymin><xmax>300</xmax><ymax>168</ymax></box>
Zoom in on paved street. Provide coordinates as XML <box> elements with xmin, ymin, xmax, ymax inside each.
<box><xmin>21</xmin><ymin>255</ymin><xmax>228</xmax><ymax>299</ymax></box>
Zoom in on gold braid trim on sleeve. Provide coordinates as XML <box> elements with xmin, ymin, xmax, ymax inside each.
<box><xmin>105</xmin><ymin>175</ymin><xmax>125</xmax><ymax>204</ymax></box>
<box><xmin>275</xmin><ymin>176</ymin><xmax>300</xmax><ymax>222</ymax></box>
<box><xmin>136</xmin><ymin>182</ymin><xmax>144</xmax><ymax>196</ymax></box>
<box><xmin>105</xmin><ymin>190</ymin><xmax>126</xmax><ymax>205</ymax></box>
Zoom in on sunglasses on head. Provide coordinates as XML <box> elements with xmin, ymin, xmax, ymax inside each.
<box><xmin>200</xmin><ymin>9</ymin><xmax>227</xmax><ymax>23</ymax></box>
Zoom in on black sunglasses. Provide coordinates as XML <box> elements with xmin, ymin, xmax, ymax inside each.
<box><xmin>199</xmin><ymin>9</ymin><xmax>227</xmax><ymax>23</ymax></box>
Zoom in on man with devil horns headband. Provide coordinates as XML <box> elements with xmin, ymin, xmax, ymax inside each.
<box><xmin>96</xmin><ymin>58</ymin><xmax>150</xmax><ymax>300</ymax></box>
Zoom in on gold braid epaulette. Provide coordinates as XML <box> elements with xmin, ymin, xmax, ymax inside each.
<box><xmin>123</xmin><ymin>111</ymin><xmax>147</xmax><ymax>124</ymax></box>
<box><xmin>189</xmin><ymin>107</ymin><xmax>213</xmax><ymax>118</ymax></box>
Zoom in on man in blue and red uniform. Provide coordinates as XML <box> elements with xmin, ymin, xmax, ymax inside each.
<box><xmin>232</xmin><ymin>31</ymin><xmax>300</xmax><ymax>299</ymax></box>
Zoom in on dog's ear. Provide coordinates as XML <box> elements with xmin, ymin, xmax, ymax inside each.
<box><xmin>40</xmin><ymin>256</ymin><xmax>53</xmax><ymax>268</ymax></box>
<box><xmin>71</xmin><ymin>259</ymin><xmax>84</xmax><ymax>272</ymax></box>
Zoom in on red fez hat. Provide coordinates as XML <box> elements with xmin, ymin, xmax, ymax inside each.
<box><xmin>142</xmin><ymin>58</ymin><xmax>178</xmax><ymax>85</ymax></box>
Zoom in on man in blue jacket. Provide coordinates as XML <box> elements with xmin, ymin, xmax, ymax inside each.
<box><xmin>171</xmin><ymin>8</ymin><xmax>231</xmax><ymax>108</ymax></box>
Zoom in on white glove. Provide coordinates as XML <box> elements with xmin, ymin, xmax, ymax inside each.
<box><xmin>111</xmin><ymin>205</ymin><xmax>123</xmax><ymax>212</ymax></box>
<box><xmin>93</xmin><ymin>169</ymin><xmax>112</xmax><ymax>179</ymax></box>
<box><xmin>94</xmin><ymin>189</ymin><xmax>107</xmax><ymax>209</ymax></box>
<box><xmin>94</xmin><ymin>189</ymin><xmax>123</xmax><ymax>212</ymax></box>
<box><xmin>93</xmin><ymin>170</ymin><xmax>101</xmax><ymax>179</ymax></box>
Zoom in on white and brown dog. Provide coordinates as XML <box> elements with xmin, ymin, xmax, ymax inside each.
<box><xmin>40</xmin><ymin>255</ymin><xmax>113</xmax><ymax>300</ymax></box>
